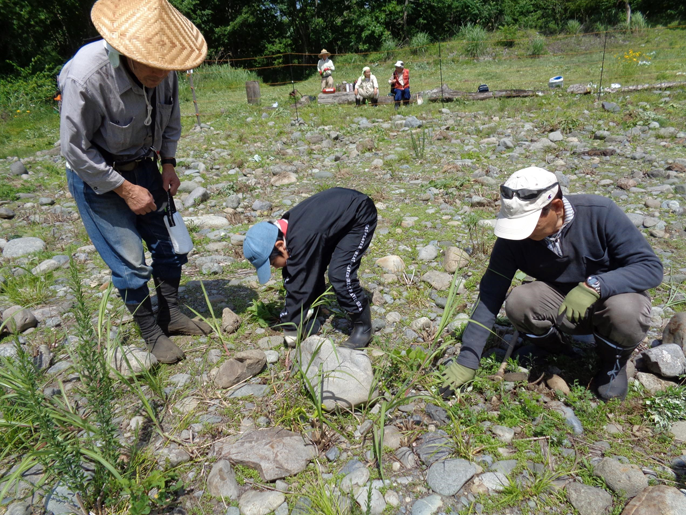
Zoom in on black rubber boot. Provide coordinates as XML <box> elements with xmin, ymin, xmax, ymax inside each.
<box><xmin>154</xmin><ymin>277</ymin><xmax>213</xmax><ymax>336</ymax></box>
<box><xmin>126</xmin><ymin>298</ymin><xmax>185</xmax><ymax>364</ymax></box>
<box><xmin>594</xmin><ymin>333</ymin><xmax>637</xmax><ymax>402</ymax></box>
<box><xmin>341</xmin><ymin>304</ymin><xmax>373</xmax><ymax>349</ymax></box>
<box><xmin>394</xmin><ymin>102</ymin><xmax>400</xmax><ymax>111</ymax></box>
<box><xmin>371</xmin><ymin>98</ymin><xmax>378</xmax><ymax>107</ymax></box>
<box><xmin>355</xmin><ymin>97</ymin><xmax>361</xmax><ymax>106</ymax></box>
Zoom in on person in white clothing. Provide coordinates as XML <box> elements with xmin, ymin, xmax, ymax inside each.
<box><xmin>354</xmin><ymin>66</ymin><xmax>378</xmax><ymax>106</ymax></box>
<box><xmin>317</xmin><ymin>49</ymin><xmax>335</xmax><ymax>90</ymax></box>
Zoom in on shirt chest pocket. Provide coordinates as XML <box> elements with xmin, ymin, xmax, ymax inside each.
<box><xmin>583</xmin><ymin>248</ymin><xmax>610</xmax><ymax>275</ymax></box>
<box><xmin>105</xmin><ymin>118</ymin><xmax>135</xmax><ymax>155</ymax></box>
<box><xmin>157</xmin><ymin>99</ymin><xmax>174</xmax><ymax>132</ymax></box>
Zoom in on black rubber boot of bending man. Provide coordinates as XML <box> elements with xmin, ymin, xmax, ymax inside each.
<box><xmin>126</xmin><ymin>298</ymin><xmax>185</xmax><ymax>364</ymax></box>
<box><xmin>155</xmin><ymin>277</ymin><xmax>213</xmax><ymax>336</ymax></box>
<box><xmin>341</xmin><ymin>304</ymin><xmax>373</xmax><ymax>349</ymax></box>
<box><xmin>594</xmin><ymin>333</ymin><xmax>638</xmax><ymax>402</ymax></box>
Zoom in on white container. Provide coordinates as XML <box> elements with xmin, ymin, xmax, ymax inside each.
<box><xmin>549</xmin><ymin>76</ymin><xmax>564</xmax><ymax>88</ymax></box>
<box><xmin>164</xmin><ymin>212</ymin><xmax>194</xmax><ymax>254</ymax></box>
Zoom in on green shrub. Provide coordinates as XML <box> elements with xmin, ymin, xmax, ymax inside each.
<box><xmin>497</xmin><ymin>25</ymin><xmax>518</xmax><ymax>48</ymax></box>
<box><xmin>461</xmin><ymin>23</ymin><xmax>489</xmax><ymax>59</ymax></box>
<box><xmin>631</xmin><ymin>12</ymin><xmax>648</xmax><ymax>33</ymax></box>
<box><xmin>528</xmin><ymin>36</ymin><xmax>547</xmax><ymax>57</ymax></box>
<box><xmin>566</xmin><ymin>19</ymin><xmax>583</xmax><ymax>35</ymax></box>
<box><xmin>0</xmin><ymin>67</ymin><xmax>58</xmax><ymax>111</ymax></box>
<box><xmin>410</xmin><ymin>32</ymin><xmax>431</xmax><ymax>54</ymax></box>
<box><xmin>380</xmin><ymin>36</ymin><xmax>398</xmax><ymax>61</ymax></box>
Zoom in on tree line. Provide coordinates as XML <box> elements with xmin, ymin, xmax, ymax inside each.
<box><xmin>0</xmin><ymin>0</ymin><xmax>683</xmax><ymax>80</ymax></box>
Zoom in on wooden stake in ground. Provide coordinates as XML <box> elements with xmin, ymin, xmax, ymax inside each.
<box><xmin>187</xmin><ymin>70</ymin><xmax>201</xmax><ymax>129</ymax></box>
<box><xmin>246</xmin><ymin>80</ymin><xmax>261</xmax><ymax>105</ymax></box>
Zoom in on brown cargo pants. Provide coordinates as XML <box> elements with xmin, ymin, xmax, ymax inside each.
<box><xmin>504</xmin><ymin>281</ymin><xmax>652</xmax><ymax>349</ymax></box>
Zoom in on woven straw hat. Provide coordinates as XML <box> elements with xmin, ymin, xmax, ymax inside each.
<box><xmin>319</xmin><ymin>49</ymin><xmax>331</xmax><ymax>58</ymax></box>
<box><xmin>91</xmin><ymin>0</ymin><xmax>207</xmax><ymax>71</ymax></box>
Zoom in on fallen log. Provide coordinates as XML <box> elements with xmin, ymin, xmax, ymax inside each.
<box><xmin>606</xmin><ymin>80</ymin><xmax>686</xmax><ymax>93</ymax></box>
<box><xmin>423</xmin><ymin>84</ymin><xmax>541</xmax><ymax>102</ymax></box>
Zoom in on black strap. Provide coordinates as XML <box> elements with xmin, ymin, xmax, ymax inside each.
<box><xmin>166</xmin><ymin>188</ymin><xmax>176</xmax><ymax>227</ymax></box>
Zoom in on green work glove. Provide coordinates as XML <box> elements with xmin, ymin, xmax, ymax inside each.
<box><xmin>440</xmin><ymin>362</ymin><xmax>477</xmax><ymax>398</ymax></box>
<box><xmin>557</xmin><ymin>282</ymin><xmax>600</xmax><ymax>323</ymax></box>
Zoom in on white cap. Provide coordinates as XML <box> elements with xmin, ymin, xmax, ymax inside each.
<box><xmin>394</xmin><ymin>60</ymin><xmax>404</xmax><ymax>68</ymax></box>
<box><xmin>494</xmin><ymin>167</ymin><xmax>559</xmax><ymax>240</ymax></box>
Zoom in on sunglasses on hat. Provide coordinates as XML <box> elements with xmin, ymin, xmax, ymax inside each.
<box><xmin>500</xmin><ymin>182</ymin><xmax>558</xmax><ymax>200</ymax></box>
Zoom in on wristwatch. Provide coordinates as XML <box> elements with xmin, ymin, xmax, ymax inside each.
<box><xmin>585</xmin><ymin>276</ymin><xmax>601</xmax><ymax>295</ymax></box>
<box><xmin>161</xmin><ymin>157</ymin><xmax>176</xmax><ymax>167</ymax></box>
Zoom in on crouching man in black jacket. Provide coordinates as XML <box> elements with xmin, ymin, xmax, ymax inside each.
<box><xmin>243</xmin><ymin>188</ymin><xmax>377</xmax><ymax>348</ymax></box>
<box><xmin>442</xmin><ymin>167</ymin><xmax>663</xmax><ymax>402</ymax></box>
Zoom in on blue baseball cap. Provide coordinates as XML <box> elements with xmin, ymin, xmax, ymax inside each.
<box><xmin>243</xmin><ymin>222</ymin><xmax>278</xmax><ymax>284</ymax></box>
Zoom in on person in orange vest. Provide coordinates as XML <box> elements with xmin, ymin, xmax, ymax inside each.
<box><xmin>389</xmin><ymin>60</ymin><xmax>410</xmax><ymax>110</ymax></box>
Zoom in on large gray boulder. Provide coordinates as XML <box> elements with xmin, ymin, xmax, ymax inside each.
<box><xmin>642</xmin><ymin>344</ymin><xmax>686</xmax><ymax>378</ymax></box>
<box><xmin>426</xmin><ymin>459</ymin><xmax>476</xmax><ymax>496</ymax></box>
<box><xmin>619</xmin><ymin>485</ymin><xmax>686</xmax><ymax>515</ymax></box>
<box><xmin>566</xmin><ymin>482</ymin><xmax>613</xmax><ymax>515</ymax></box>
<box><xmin>222</xmin><ymin>427</ymin><xmax>316</xmax><ymax>481</ymax></box>
<box><xmin>3</xmin><ymin>237</ymin><xmax>46</xmax><ymax>258</ymax></box>
<box><xmin>295</xmin><ymin>336</ymin><xmax>377</xmax><ymax>410</ymax></box>
<box><xmin>594</xmin><ymin>457</ymin><xmax>648</xmax><ymax>498</ymax></box>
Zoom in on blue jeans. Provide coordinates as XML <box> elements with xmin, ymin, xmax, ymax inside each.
<box><xmin>67</xmin><ymin>161</ymin><xmax>188</xmax><ymax>304</ymax></box>
<box><xmin>393</xmin><ymin>87</ymin><xmax>411</xmax><ymax>102</ymax></box>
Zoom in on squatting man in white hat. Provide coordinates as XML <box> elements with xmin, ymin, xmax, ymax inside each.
<box><xmin>59</xmin><ymin>0</ymin><xmax>210</xmax><ymax>363</ymax></box>
<box><xmin>441</xmin><ymin>166</ymin><xmax>663</xmax><ymax>402</ymax></box>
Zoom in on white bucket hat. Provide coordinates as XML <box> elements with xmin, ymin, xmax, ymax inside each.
<box><xmin>494</xmin><ymin>167</ymin><xmax>560</xmax><ymax>240</ymax></box>
<box><xmin>91</xmin><ymin>0</ymin><xmax>207</xmax><ymax>70</ymax></box>
<box><xmin>394</xmin><ymin>60</ymin><xmax>404</xmax><ymax>68</ymax></box>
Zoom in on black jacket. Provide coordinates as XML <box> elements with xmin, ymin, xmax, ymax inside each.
<box><xmin>279</xmin><ymin>188</ymin><xmax>372</xmax><ymax>326</ymax></box>
<box><xmin>457</xmin><ymin>194</ymin><xmax>664</xmax><ymax>369</ymax></box>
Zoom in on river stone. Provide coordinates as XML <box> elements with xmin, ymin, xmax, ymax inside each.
<box><xmin>383</xmin><ymin>425</ymin><xmax>402</xmax><ymax>450</ymax></box>
<box><xmin>355</xmin><ymin>486</ymin><xmax>386</xmax><ymax>515</ymax></box>
<box><xmin>184</xmin><ymin>186</ymin><xmax>210</xmax><ymax>207</ymax></box>
<box><xmin>221</xmin><ymin>307</ymin><xmax>241</xmax><ymax>334</ymax></box>
<box><xmin>548</xmin><ymin>131</ymin><xmax>563</xmax><ymax>142</ymax></box>
<box><xmin>418</xmin><ymin>244</ymin><xmax>438</xmax><ymax>261</ymax></box>
<box><xmin>340</xmin><ymin>465</ymin><xmax>370</xmax><ymax>493</ymax></box>
<box><xmin>0</xmin><ymin>208</ymin><xmax>16</xmax><ymax>219</ymax></box>
<box><xmin>108</xmin><ymin>346</ymin><xmax>158</xmax><ymax>377</ymax></box>
<box><xmin>426</xmin><ymin>458</ymin><xmax>476</xmax><ymax>496</ymax></box>
<box><xmin>405</xmin><ymin>116</ymin><xmax>422</xmax><ymax>128</ymax></box>
<box><xmin>636</xmin><ymin>372</ymin><xmax>670</xmax><ymax>394</ymax></box>
<box><xmin>670</xmin><ymin>421</ymin><xmax>686</xmax><ymax>442</ymax></box>
<box><xmin>44</xmin><ymin>484</ymin><xmax>80</xmax><ymax>515</ymax></box>
<box><xmin>271</xmin><ymin>172</ymin><xmax>298</xmax><ymax>186</ymax></box>
<box><xmin>31</xmin><ymin>258</ymin><xmax>61</xmax><ymax>275</ymax></box>
<box><xmin>443</xmin><ymin>247</ymin><xmax>470</xmax><ymax>273</ymax></box>
<box><xmin>258</xmin><ymin>335</ymin><xmax>284</xmax><ymax>349</ymax></box>
<box><xmin>566</xmin><ymin>482</ymin><xmax>613</xmax><ymax>515</ymax></box>
<box><xmin>415</xmin><ymin>430</ymin><xmax>452</xmax><ymax>466</ymax></box>
<box><xmin>157</xmin><ymin>445</ymin><xmax>190</xmax><ymax>467</ymax></box>
<box><xmin>568</xmin><ymin>84</ymin><xmax>591</xmax><ymax>94</ymax></box>
<box><xmin>594</xmin><ymin>457</ymin><xmax>648</xmax><ymax>498</ymax></box>
<box><xmin>252</xmin><ymin>199</ymin><xmax>273</xmax><ymax>211</ymax></box>
<box><xmin>222</xmin><ymin>427</ymin><xmax>316</xmax><ymax>481</ymax></box>
<box><xmin>5</xmin><ymin>502</ymin><xmax>31</xmax><ymax>515</ymax></box>
<box><xmin>395</xmin><ymin>446</ymin><xmax>417</xmax><ymax>469</ymax></box>
<box><xmin>663</xmin><ymin>313</ymin><xmax>686</xmax><ymax>353</ymax></box>
<box><xmin>422</xmin><ymin>271</ymin><xmax>452</xmax><ymax>291</ymax></box>
<box><xmin>10</xmin><ymin>161</ymin><xmax>27</xmax><ymax>176</ymax></box>
<box><xmin>470</xmin><ymin>472</ymin><xmax>508</xmax><ymax>494</ymax></box>
<box><xmin>2</xmin><ymin>307</ymin><xmax>38</xmax><ymax>333</ymax></box>
<box><xmin>214</xmin><ymin>349</ymin><xmax>266</xmax><ymax>388</ymax></box>
<box><xmin>642</xmin><ymin>344</ymin><xmax>686</xmax><ymax>378</ymax></box>
<box><xmin>548</xmin><ymin>400</ymin><xmax>583</xmax><ymax>434</ymax></box>
<box><xmin>239</xmin><ymin>489</ymin><xmax>286</xmax><ymax>515</ymax></box>
<box><xmin>3</xmin><ymin>237</ymin><xmax>46</xmax><ymax>258</ymax></box>
<box><xmin>491</xmin><ymin>425</ymin><xmax>515</xmax><ymax>443</ymax></box>
<box><xmin>620</xmin><ymin>485</ymin><xmax>686</xmax><ymax>515</ymax></box>
<box><xmin>411</xmin><ymin>494</ymin><xmax>443</xmax><ymax>515</ymax></box>
<box><xmin>294</xmin><ymin>336</ymin><xmax>377</xmax><ymax>410</ymax></box>
<box><xmin>185</xmin><ymin>215</ymin><xmax>230</xmax><ymax>229</ymax></box>
<box><xmin>376</xmin><ymin>255</ymin><xmax>405</xmax><ymax>273</ymax></box>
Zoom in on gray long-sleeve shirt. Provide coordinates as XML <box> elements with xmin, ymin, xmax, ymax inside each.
<box><xmin>59</xmin><ymin>41</ymin><xmax>181</xmax><ymax>194</ymax></box>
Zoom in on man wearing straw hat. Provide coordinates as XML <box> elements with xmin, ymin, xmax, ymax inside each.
<box><xmin>317</xmin><ymin>49</ymin><xmax>335</xmax><ymax>91</ymax></box>
<box><xmin>59</xmin><ymin>0</ymin><xmax>210</xmax><ymax>364</ymax></box>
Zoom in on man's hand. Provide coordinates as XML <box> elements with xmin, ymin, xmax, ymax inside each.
<box><xmin>440</xmin><ymin>361</ymin><xmax>477</xmax><ymax>398</ymax></box>
<box><xmin>354</xmin><ymin>88</ymin><xmax>359</xmax><ymax>95</ymax></box>
<box><xmin>161</xmin><ymin>164</ymin><xmax>180</xmax><ymax>195</ymax></box>
<box><xmin>114</xmin><ymin>180</ymin><xmax>156</xmax><ymax>215</ymax></box>
<box><xmin>557</xmin><ymin>282</ymin><xmax>600</xmax><ymax>323</ymax></box>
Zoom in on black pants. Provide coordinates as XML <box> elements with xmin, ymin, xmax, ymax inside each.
<box><xmin>327</xmin><ymin>198</ymin><xmax>377</xmax><ymax>315</ymax></box>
